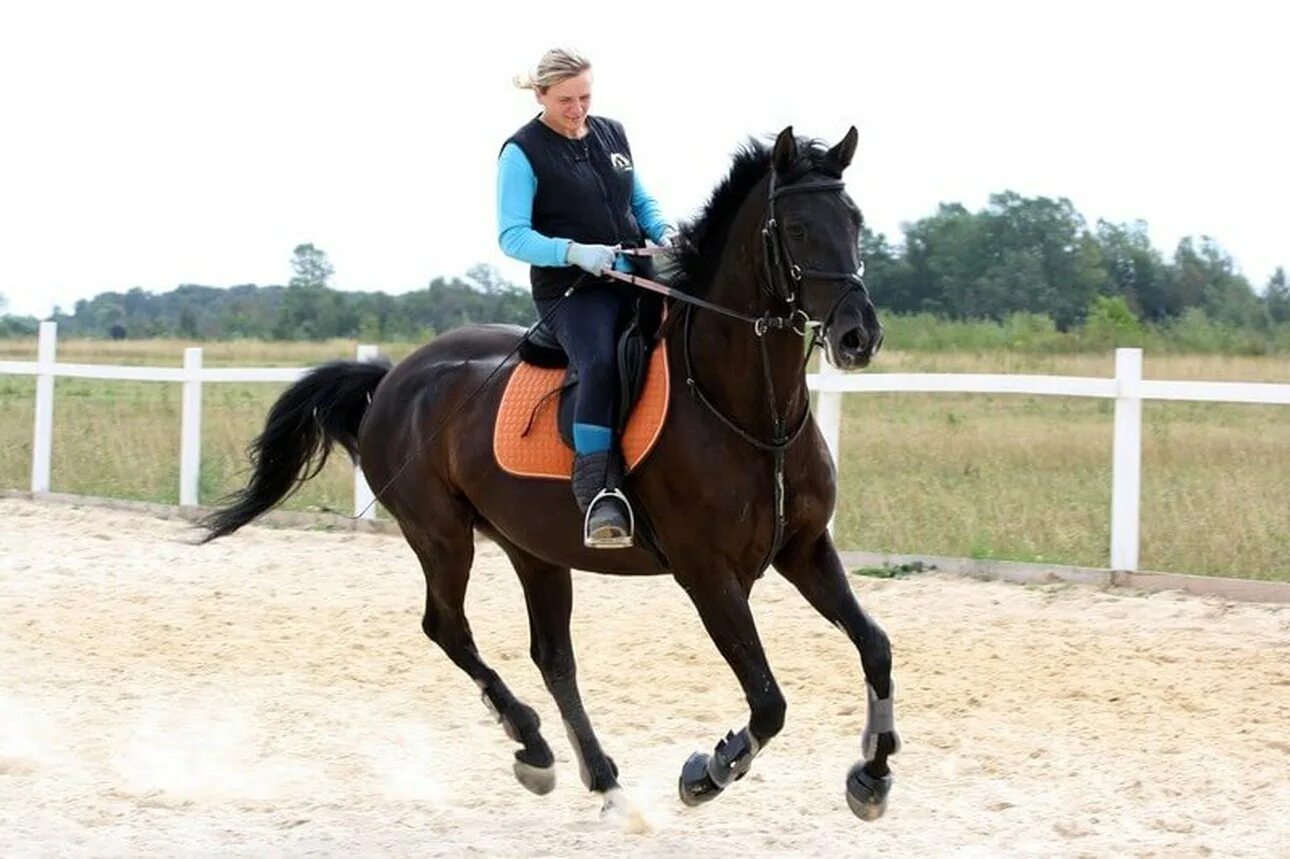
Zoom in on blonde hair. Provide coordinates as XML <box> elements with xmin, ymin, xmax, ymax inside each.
<box><xmin>513</xmin><ymin>47</ymin><xmax>591</xmax><ymax>93</ymax></box>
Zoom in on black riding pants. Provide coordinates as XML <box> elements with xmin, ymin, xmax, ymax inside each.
<box><xmin>535</xmin><ymin>284</ymin><xmax>630</xmax><ymax>448</ymax></box>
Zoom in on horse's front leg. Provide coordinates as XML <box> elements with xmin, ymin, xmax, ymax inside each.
<box><xmin>774</xmin><ymin>530</ymin><xmax>900</xmax><ymax>821</ymax></box>
<box><xmin>673</xmin><ymin>567</ymin><xmax>784</xmax><ymax>807</ymax></box>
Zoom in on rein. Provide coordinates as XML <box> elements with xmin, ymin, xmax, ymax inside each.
<box><xmin>603</xmin><ymin>247</ymin><xmax>814</xmax><ymax>336</ymax></box>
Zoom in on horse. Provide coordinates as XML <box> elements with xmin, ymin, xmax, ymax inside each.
<box><xmin>200</xmin><ymin>125</ymin><xmax>899</xmax><ymax>821</ymax></box>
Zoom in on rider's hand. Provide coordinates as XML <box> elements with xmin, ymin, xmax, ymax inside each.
<box><xmin>566</xmin><ymin>242</ymin><xmax>617</xmax><ymax>275</ymax></box>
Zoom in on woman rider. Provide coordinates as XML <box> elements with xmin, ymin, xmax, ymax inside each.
<box><xmin>497</xmin><ymin>47</ymin><xmax>675</xmax><ymax>549</ymax></box>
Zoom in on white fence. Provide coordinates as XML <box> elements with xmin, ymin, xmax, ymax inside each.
<box><xmin>4</xmin><ymin>320</ymin><xmax>1290</xmax><ymax>572</ymax></box>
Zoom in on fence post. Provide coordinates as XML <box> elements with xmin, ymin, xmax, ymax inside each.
<box><xmin>180</xmin><ymin>347</ymin><xmax>203</xmax><ymax>507</ymax></box>
<box><xmin>31</xmin><ymin>321</ymin><xmax>57</xmax><ymax>493</ymax></box>
<box><xmin>815</xmin><ymin>358</ymin><xmax>843</xmax><ymax>533</ymax></box>
<box><xmin>1110</xmin><ymin>347</ymin><xmax>1143</xmax><ymax>571</ymax></box>
<box><xmin>353</xmin><ymin>344</ymin><xmax>379</xmax><ymax>519</ymax></box>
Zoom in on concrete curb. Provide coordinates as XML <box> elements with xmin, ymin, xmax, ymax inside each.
<box><xmin>0</xmin><ymin>489</ymin><xmax>402</xmax><ymax>536</ymax></box>
<box><xmin>4</xmin><ymin>490</ymin><xmax>1287</xmax><ymax>604</ymax></box>
<box><xmin>839</xmin><ymin>550</ymin><xmax>1290</xmax><ymax>605</ymax></box>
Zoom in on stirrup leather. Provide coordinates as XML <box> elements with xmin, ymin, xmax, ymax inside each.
<box><xmin>583</xmin><ymin>488</ymin><xmax>635</xmax><ymax>549</ymax></box>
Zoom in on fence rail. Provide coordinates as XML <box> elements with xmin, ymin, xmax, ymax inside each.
<box><xmin>5</xmin><ymin>321</ymin><xmax>1290</xmax><ymax>572</ymax></box>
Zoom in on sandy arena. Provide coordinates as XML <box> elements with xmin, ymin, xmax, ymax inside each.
<box><xmin>1</xmin><ymin>498</ymin><xmax>1287</xmax><ymax>856</ymax></box>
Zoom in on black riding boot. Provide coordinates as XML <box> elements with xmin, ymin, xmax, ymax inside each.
<box><xmin>571</xmin><ymin>450</ymin><xmax>634</xmax><ymax>549</ymax></box>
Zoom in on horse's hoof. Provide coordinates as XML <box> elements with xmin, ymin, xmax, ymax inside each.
<box><xmin>678</xmin><ymin>752</ymin><xmax>723</xmax><ymax>807</ymax></box>
<box><xmin>514</xmin><ymin>759</ymin><xmax>556</xmax><ymax>795</ymax></box>
<box><xmin>602</xmin><ymin>788</ymin><xmax>653</xmax><ymax>834</ymax></box>
<box><xmin>846</xmin><ymin>761</ymin><xmax>892</xmax><ymax>821</ymax></box>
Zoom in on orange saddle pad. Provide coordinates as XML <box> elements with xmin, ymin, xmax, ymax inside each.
<box><xmin>494</xmin><ymin>345</ymin><xmax>670</xmax><ymax>480</ymax></box>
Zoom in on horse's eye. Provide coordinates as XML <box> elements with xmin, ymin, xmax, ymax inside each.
<box><xmin>787</xmin><ymin>224</ymin><xmax>806</xmax><ymax>240</ymax></box>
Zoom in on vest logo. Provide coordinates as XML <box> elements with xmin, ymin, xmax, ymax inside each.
<box><xmin>610</xmin><ymin>152</ymin><xmax>633</xmax><ymax>172</ymax></box>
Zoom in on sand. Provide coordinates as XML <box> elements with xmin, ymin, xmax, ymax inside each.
<box><xmin>1</xmin><ymin>498</ymin><xmax>1287</xmax><ymax>857</ymax></box>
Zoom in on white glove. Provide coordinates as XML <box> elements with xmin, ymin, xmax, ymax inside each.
<box><xmin>566</xmin><ymin>242</ymin><xmax>617</xmax><ymax>275</ymax></box>
<box><xmin>655</xmin><ymin>227</ymin><xmax>679</xmax><ymax>248</ymax></box>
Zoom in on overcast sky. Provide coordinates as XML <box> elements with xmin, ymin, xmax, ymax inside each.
<box><xmin>1</xmin><ymin>0</ymin><xmax>1285</xmax><ymax>318</ymax></box>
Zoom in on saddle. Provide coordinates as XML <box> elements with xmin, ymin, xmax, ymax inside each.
<box><xmin>494</xmin><ymin>297</ymin><xmax>670</xmax><ymax>481</ymax></box>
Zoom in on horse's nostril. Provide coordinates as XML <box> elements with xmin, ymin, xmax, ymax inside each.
<box><xmin>840</xmin><ymin>329</ymin><xmax>864</xmax><ymax>353</ymax></box>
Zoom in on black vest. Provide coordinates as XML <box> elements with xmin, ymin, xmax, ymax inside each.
<box><xmin>504</xmin><ymin>115</ymin><xmax>645</xmax><ymax>299</ymax></box>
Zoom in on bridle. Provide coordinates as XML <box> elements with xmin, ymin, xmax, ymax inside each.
<box><xmin>607</xmin><ymin>170</ymin><xmax>870</xmax><ymax>340</ymax></box>
<box><xmin>604</xmin><ymin>168</ymin><xmax>873</xmax><ymax>570</ymax></box>
<box><xmin>759</xmin><ymin>170</ymin><xmax>870</xmax><ymax>342</ymax></box>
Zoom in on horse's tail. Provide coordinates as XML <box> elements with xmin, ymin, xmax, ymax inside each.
<box><xmin>198</xmin><ymin>358</ymin><xmax>391</xmax><ymax>542</ymax></box>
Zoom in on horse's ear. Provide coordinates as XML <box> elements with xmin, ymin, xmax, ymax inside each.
<box><xmin>826</xmin><ymin>126</ymin><xmax>859</xmax><ymax>172</ymax></box>
<box><xmin>772</xmin><ymin>126</ymin><xmax>797</xmax><ymax>174</ymax></box>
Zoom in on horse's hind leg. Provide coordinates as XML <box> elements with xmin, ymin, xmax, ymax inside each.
<box><xmin>673</xmin><ymin>567</ymin><xmax>784</xmax><ymax>807</ymax></box>
<box><xmin>500</xmin><ymin>543</ymin><xmax>623</xmax><ymax>805</ymax></box>
<box><xmin>774</xmin><ymin>531</ymin><xmax>900</xmax><ymax>821</ymax></box>
<box><xmin>402</xmin><ymin>508</ymin><xmax>557</xmax><ymax>795</ymax></box>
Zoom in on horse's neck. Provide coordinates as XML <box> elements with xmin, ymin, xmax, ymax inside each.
<box><xmin>683</xmin><ymin>267</ymin><xmax>811</xmax><ymax>444</ymax></box>
<box><xmin>674</xmin><ymin>172</ymin><xmax>811</xmax><ymax>441</ymax></box>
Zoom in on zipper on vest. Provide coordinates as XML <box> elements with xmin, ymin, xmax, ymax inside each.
<box><xmin>581</xmin><ymin>134</ymin><xmax>625</xmax><ymax>243</ymax></box>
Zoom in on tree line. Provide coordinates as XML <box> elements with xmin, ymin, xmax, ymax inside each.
<box><xmin>1</xmin><ymin>195</ymin><xmax>1287</xmax><ymax>342</ymax></box>
<box><xmin>0</xmin><ymin>246</ymin><xmax>536</xmax><ymax>341</ymax></box>
<box><xmin>862</xmin><ymin>191</ymin><xmax>1288</xmax><ymax>331</ymax></box>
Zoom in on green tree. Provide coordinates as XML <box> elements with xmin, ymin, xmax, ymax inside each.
<box><xmin>179</xmin><ymin>306</ymin><xmax>198</xmax><ymax>337</ymax></box>
<box><xmin>977</xmin><ymin>192</ymin><xmax>1106</xmax><ymax>328</ymax></box>
<box><xmin>465</xmin><ymin>263</ymin><xmax>509</xmax><ymax>294</ymax></box>
<box><xmin>1265</xmin><ymin>267</ymin><xmax>1289</xmax><ymax>324</ymax></box>
<box><xmin>275</xmin><ymin>284</ymin><xmax>349</xmax><ymax>339</ymax></box>
<box><xmin>1172</xmin><ymin>237</ymin><xmax>1263</xmax><ymax>326</ymax></box>
<box><xmin>275</xmin><ymin>244</ymin><xmax>346</xmax><ymax>338</ymax></box>
<box><xmin>289</xmin><ymin>243</ymin><xmax>335</xmax><ymax>289</ymax></box>
<box><xmin>1097</xmin><ymin>220</ymin><xmax>1175</xmax><ymax>321</ymax></box>
<box><xmin>903</xmin><ymin>202</ymin><xmax>984</xmax><ymax>318</ymax></box>
<box><xmin>861</xmin><ymin>227</ymin><xmax>920</xmax><ymax>314</ymax></box>
<box><xmin>894</xmin><ymin>193</ymin><xmax>1106</xmax><ymax>327</ymax></box>
<box><xmin>1081</xmin><ymin>294</ymin><xmax>1143</xmax><ymax>348</ymax></box>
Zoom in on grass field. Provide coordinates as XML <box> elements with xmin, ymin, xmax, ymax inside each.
<box><xmin>2</xmin><ymin>338</ymin><xmax>1287</xmax><ymax>580</ymax></box>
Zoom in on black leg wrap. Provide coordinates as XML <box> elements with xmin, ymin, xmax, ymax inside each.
<box><xmin>678</xmin><ymin>727</ymin><xmax>758</xmax><ymax>807</ymax></box>
<box><xmin>861</xmin><ymin>682</ymin><xmax>900</xmax><ymax>762</ymax></box>
<box><xmin>709</xmin><ymin>727</ymin><xmax>757</xmax><ymax>788</ymax></box>
<box><xmin>507</xmin><ymin>706</ymin><xmax>555</xmax><ymax>795</ymax></box>
<box><xmin>484</xmin><ymin>690</ymin><xmax>556</xmax><ymax>795</ymax></box>
<box><xmin>515</xmin><ymin>743</ymin><xmax>555</xmax><ymax>769</ymax></box>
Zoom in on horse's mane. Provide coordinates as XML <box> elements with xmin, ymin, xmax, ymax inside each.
<box><xmin>671</xmin><ymin>135</ymin><xmax>838</xmax><ymax>297</ymax></box>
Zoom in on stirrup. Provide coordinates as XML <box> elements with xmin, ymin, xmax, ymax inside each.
<box><xmin>583</xmin><ymin>488</ymin><xmax>635</xmax><ymax>549</ymax></box>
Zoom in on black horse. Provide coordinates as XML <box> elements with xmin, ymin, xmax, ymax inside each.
<box><xmin>201</xmin><ymin>126</ymin><xmax>899</xmax><ymax>820</ymax></box>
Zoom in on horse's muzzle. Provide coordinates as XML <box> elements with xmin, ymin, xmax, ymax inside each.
<box><xmin>826</xmin><ymin>296</ymin><xmax>883</xmax><ymax>370</ymax></box>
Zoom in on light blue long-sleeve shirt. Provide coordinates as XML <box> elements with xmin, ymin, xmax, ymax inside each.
<box><xmin>496</xmin><ymin>141</ymin><xmax>671</xmax><ymax>272</ymax></box>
